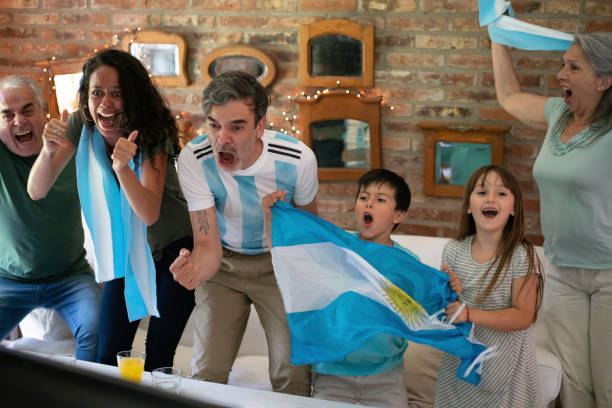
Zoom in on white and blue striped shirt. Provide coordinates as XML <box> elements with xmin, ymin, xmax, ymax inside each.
<box><xmin>178</xmin><ymin>130</ymin><xmax>318</xmax><ymax>255</ymax></box>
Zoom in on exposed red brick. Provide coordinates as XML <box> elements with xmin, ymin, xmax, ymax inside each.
<box><xmin>585</xmin><ymin>1</ymin><xmax>612</xmax><ymax>16</ymax></box>
<box><xmin>0</xmin><ymin>0</ymin><xmax>38</xmax><ymax>8</ymax></box>
<box><xmin>19</xmin><ymin>42</ymin><xmax>64</xmax><ymax>56</ymax></box>
<box><xmin>387</xmin><ymin>17</ymin><xmax>445</xmax><ymax>31</ymax></box>
<box><xmin>585</xmin><ymin>20</ymin><xmax>612</xmax><ymax>32</ymax></box>
<box><xmin>14</xmin><ymin>13</ymin><xmax>59</xmax><ymax>24</ymax></box>
<box><xmin>189</xmin><ymin>0</ymin><xmax>239</xmax><ymax>10</ymax></box>
<box><xmin>161</xmin><ymin>14</ymin><xmax>200</xmax><ymax>27</ymax></box>
<box><xmin>390</xmin><ymin>0</ymin><xmax>416</xmax><ymax>12</ymax></box>
<box><xmin>244</xmin><ymin>0</ymin><xmax>297</xmax><ymax>11</ymax></box>
<box><xmin>376</xmin><ymin>35</ymin><xmax>414</xmax><ymax>48</ymax></box>
<box><xmin>516</xmin><ymin>56</ymin><xmax>561</xmax><ymax>70</ymax></box>
<box><xmin>218</xmin><ymin>16</ymin><xmax>269</xmax><ymax>28</ymax></box>
<box><xmin>415</xmin><ymin>35</ymin><xmax>477</xmax><ymax>50</ymax></box>
<box><xmin>301</xmin><ymin>0</ymin><xmax>355</xmax><ymax>11</ymax></box>
<box><xmin>511</xmin><ymin>1</ymin><xmax>543</xmax><ymax>14</ymax></box>
<box><xmin>449</xmin><ymin>17</ymin><xmax>481</xmax><ymax>31</ymax></box>
<box><xmin>407</xmin><ymin>206</ymin><xmax>461</xmax><ymax>223</ymax></box>
<box><xmin>505</xmin><ymin>143</ymin><xmax>539</xmax><ymax>159</ymax></box>
<box><xmin>447</xmin><ymin>89</ymin><xmax>497</xmax><ymax>103</ymax></box>
<box><xmin>448</xmin><ymin>54</ymin><xmax>491</xmax><ymax>69</ymax></box>
<box><xmin>140</xmin><ymin>0</ymin><xmax>187</xmax><ymax>9</ymax></box>
<box><xmin>387</xmin><ymin>53</ymin><xmax>444</xmax><ymax>67</ymax></box>
<box><xmin>477</xmin><ymin>107</ymin><xmax>518</xmax><ymax>122</ymax></box>
<box><xmin>416</xmin><ymin>105</ymin><xmax>472</xmax><ymax>119</ymax></box>
<box><xmin>421</xmin><ymin>0</ymin><xmax>476</xmax><ymax>13</ymax></box>
<box><xmin>385</xmin><ymin>88</ymin><xmax>443</xmax><ymax>102</ymax></box>
<box><xmin>91</xmin><ymin>0</ymin><xmax>138</xmax><ymax>9</ymax></box>
<box><xmin>41</xmin><ymin>0</ymin><xmax>86</xmax><ymax>8</ymax></box>
<box><xmin>419</xmin><ymin>72</ymin><xmax>476</xmax><ymax>87</ymax></box>
<box><xmin>546</xmin><ymin>0</ymin><xmax>580</xmax><ymax>14</ymax></box>
<box><xmin>64</xmin><ymin>12</ymin><xmax>108</xmax><ymax>25</ymax></box>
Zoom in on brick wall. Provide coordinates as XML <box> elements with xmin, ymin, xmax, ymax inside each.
<box><xmin>2</xmin><ymin>0</ymin><xmax>612</xmax><ymax>243</ymax></box>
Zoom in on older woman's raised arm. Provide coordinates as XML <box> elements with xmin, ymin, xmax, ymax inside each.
<box><xmin>492</xmin><ymin>41</ymin><xmax>549</xmax><ymax>129</ymax></box>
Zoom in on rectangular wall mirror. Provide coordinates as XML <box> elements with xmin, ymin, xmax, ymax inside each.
<box><xmin>35</xmin><ymin>56</ymin><xmax>89</xmax><ymax>119</ymax></box>
<box><xmin>419</xmin><ymin>122</ymin><xmax>509</xmax><ymax>197</ymax></box>
<box><xmin>120</xmin><ymin>29</ymin><xmax>189</xmax><ymax>86</ymax></box>
<box><xmin>299</xmin><ymin>18</ymin><xmax>374</xmax><ymax>88</ymax></box>
<box><xmin>297</xmin><ymin>90</ymin><xmax>381</xmax><ymax>181</ymax></box>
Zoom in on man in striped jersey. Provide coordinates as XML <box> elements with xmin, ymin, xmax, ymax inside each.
<box><xmin>170</xmin><ymin>71</ymin><xmax>318</xmax><ymax>396</ymax></box>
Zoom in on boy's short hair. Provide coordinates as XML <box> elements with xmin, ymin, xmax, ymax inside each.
<box><xmin>356</xmin><ymin>169</ymin><xmax>411</xmax><ymax>212</ymax></box>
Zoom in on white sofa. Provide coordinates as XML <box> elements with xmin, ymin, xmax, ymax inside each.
<box><xmin>3</xmin><ymin>234</ymin><xmax>561</xmax><ymax>407</ymax></box>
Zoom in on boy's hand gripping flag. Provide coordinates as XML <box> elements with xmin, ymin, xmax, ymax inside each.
<box><xmin>480</xmin><ymin>0</ymin><xmax>573</xmax><ymax>51</ymax></box>
<box><xmin>270</xmin><ymin>202</ymin><xmax>493</xmax><ymax>385</ymax></box>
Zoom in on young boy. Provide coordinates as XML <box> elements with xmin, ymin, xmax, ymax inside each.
<box><xmin>262</xmin><ymin>168</ymin><xmax>417</xmax><ymax>408</ymax></box>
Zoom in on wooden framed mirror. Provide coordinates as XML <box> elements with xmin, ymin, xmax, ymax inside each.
<box><xmin>200</xmin><ymin>45</ymin><xmax>276</xmax><ymax>87</ymax></box>
<box><xmin>419</xmin><ymin>122</ymin><xmax>509</xmax><ymax>197</ymax></box>
<box><xmin>120</xmin><ymin>29</ymin><xmax>189</xmax><ymax>86</ymax></box>
<box><xmin>35</xmin><ymin>56</ymin><xmax>89</xmax><ymax>119</ymax></box>
<box><xmin>299</xmin><ymin>18</ymin><xmax>374</xmax><ymax>88</ymax></box>
<box><xmin>296</xmin><ymin>90</ymin><xmax>381</xmax><ymax>181</ymax></box>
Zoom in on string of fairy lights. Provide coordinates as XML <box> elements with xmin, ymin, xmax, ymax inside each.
<box><xmin>268</xmin><ymin>81</ymin><xmax>395</xmax><ymax>139</ymax></box>
<box><xmin>39</xmin><ymin>27</ymin><xmax>396</xmax><ymax>141</ymax></box>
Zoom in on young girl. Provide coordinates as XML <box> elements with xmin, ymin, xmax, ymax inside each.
<box><xmin>28</xmin><ymin>49</ymin><xmax>194</xmax><ymax>371</ymax></box>
<box><xmin>434</xmin><ymin>165</ymin><xmax>543</xmax><ymax>408</ymax></box>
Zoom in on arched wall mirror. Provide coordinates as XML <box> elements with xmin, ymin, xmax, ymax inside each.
<box><xmin>419</xmin><ymin>122</ymin><xmax>509</xmax><ymax>197</ymax></box>
<box><xmin>120</xmin><ymin>29</ymin><xmax>189</xmax><ymax>86</ymax></box>
<box><xmin>200</xmin><ymin>45</ymin><xmax>276</xmax><ymax>87</ymax></box>
<box><xmin>35</xmin><ymin>56</ymin><xmax>89</xmax><ymax>119</ymax></box>
<box><xmin>299</xmin><ymin>18</ymin><xmax>374</xmax><ymax>88</ymax></box>
<box><xmin>296</xmin><ymin>90</ymin><xmax>381</xmax><ymax>180</ymax></box>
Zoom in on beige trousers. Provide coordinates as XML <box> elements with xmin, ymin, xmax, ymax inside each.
<box><xmin>541</xmin><ymin>263</ymin><xmax>612</xmax><ymax>408</ymax></box>
<box><xmin>312</xmin><ymin>364</ymin><xmax>408</xmax><ymax>408</ymax></box>
<box><xmin>190</xmin><ymin>248</ymin><xmax>310</xmax><ymax>396</ymax></box>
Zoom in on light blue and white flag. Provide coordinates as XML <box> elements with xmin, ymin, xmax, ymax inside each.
<box><xmin>270</xmin><ymin>202</ymin><xmax>492</xmax><ymax>385</ymax></box>
<box><xmin>480</xmin><ymin>0</ymin><xmax>573</xmax><ymax>51</ymax></box>
<box><xmin>76</xmin><ymin>125</ymin><xmax>158</xmax><ymax>322</ymax></box>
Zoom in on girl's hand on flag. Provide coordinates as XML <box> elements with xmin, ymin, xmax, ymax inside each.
<box><xmin>446</xmin><ymin>301</ymin><xmax>468</xmax><ymax>324</ymax></box>
<box><xmin>442</xmin><ymin>262</ymin><xmax>462</xmax><ymax>295</ymax></box>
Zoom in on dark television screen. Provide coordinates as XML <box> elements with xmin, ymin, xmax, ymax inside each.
<box><xmin>0</xmin><ymin>346</ymin><xmax>226</xmax><ymax>408</ymax></box>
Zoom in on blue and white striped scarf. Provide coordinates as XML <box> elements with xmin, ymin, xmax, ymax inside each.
<box><xmin>76</xmin><ymin>125</ymin><xmax>159</xmax><ymax>321</ymax></box>
<box><xmin>480</xmin><ymin>0</ymin><xmax>573</xmax><ymax>51</ymax></box>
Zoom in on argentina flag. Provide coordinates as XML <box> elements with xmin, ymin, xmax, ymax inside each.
<box><xmin>480</xmin><ymin>0</ymin><xmax>573</xmax><ymax>51</ymax></box>
<box><xmin>76</xmin><ymin>126</ymin><xmax>159</xmax><ymax>322</ymax></box>
<box><xmin>270</xmin><ymin>202</ymin><xmax>492</xmax><ymax>385</ymax></box>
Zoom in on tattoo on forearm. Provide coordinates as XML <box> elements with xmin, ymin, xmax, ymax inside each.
<box><xmin>197</xmin><ymin>209</ymin><xmax>210</xmax><ymax>235</ymax></box>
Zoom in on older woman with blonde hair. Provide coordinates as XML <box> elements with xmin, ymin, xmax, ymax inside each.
<box><xmin>491</xmin><ymin>32</ymin><xmax>612</xmax><ymax>407</ymax></box>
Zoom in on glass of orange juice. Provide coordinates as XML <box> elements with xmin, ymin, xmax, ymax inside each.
<box><xmin>116</xmin><ymin>350</ymin><xmax>146</xmax><ymax>383</ymax></box>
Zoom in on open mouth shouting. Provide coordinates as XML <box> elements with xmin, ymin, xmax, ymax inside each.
<box><xmin>214</xmin><ymin>143</ymin><xmax>239</xmax><ymax>170</ymax></box>
<box><xmin>482</xmin><ymin>208</ymin><xmax>498</xmax><ymax>218</ymax></box>
<box><xmin>14</xmin><ymin>130</ymin><xmax>33</xmax><ymax>143</ymax></box>
<box><xmin>96</xmin><ymin>110</ymin><xmax>123</xmax><ymax>134</ymax></box>
<box><xmin>562</xmin><ymin>87</ymin><xmax>573</xmax><ymax>104</ymax></box>
<box><xmin>362</xmin><ymin>212</ymin><xmax>374</xmax><ymax>228</ymax></box>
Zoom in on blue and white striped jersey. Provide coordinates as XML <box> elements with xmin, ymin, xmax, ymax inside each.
<box><xmin>178</xmin><ymin>130</ymin><xmax>318</xmax><ymax>255</ymax></box>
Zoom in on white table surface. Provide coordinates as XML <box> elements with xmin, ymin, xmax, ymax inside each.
<box><xmin>76</xmin><ymin>360</ymin><xmax>371</xmax><ymax>408</ymax></box>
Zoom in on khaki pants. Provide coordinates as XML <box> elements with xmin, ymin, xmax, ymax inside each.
<box><xmin>541</xmin><ymin>263</ymin><xmax>612</xmax><ymax>408</ymax></box>
<box><xmin>312</xmin><ymin>364</ymin><xmax>408</xmax><ymax>408</ymax></box>
<box><xmin>190</xmin><ymin>248</ymin><xmax>310</xmax><ymax>396</ymax></box>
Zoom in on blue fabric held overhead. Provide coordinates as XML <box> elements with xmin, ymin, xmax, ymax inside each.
<box><xmin>479</xmin><ymin>0</ymin><xmax>573</xmax><ymax>51</ymax></box>
<box><xmin>269</xmin><ymin>201</ymin><xmax>493</xmax><ymax>385</ymax></box>
<box><xmin>76</xmin><ymin>126</ymin><xmax>159</xmax><ymax>321</ymax></box>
